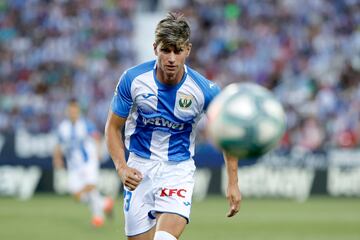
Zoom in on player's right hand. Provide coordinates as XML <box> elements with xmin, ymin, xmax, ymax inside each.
<box><xmin>117</xmin><ymin>166</ymin><xmax>143</xmax><ymax>191</ymax></box>
<box><xmin>226</xmin><ymin>183</ymin><xmax>241</xmax><ymax>217</ymax></box>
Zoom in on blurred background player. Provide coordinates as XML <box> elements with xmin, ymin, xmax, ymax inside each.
<box><xmin>53</xmin><ymin>98</ymin><xmax>114</xmax><ymax>228</ymax></box>
<box><xmin>105</xmin><ymin>12</ymin><xmax>240</xmax><ymax>240</ymax></box>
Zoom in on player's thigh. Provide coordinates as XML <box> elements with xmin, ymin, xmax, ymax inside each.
<box><xmin>156</xmin><ymin>213</ymin><xmax>187</xmax><ymax>238</ymax></box>
<box><xmin>152</xmin><ymin>160</ymin><xmax>196</xmax><ymax>222</ymax></box>
<box><xmin>127</xmin><ymin>226</ymin><xmax>155</xmax><ymax>240</ymax></box>
<box><xmin>82</xmin><ymin>160</ymin><xmax>99</xmax><ymax>185</ymax></box>
<box><xmin>124</xmin><ymin>180</ymin><xmax>157</xmax><ymax>236</ymax></box>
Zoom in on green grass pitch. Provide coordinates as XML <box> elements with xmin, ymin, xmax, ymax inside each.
<box><xmin>0</xmin><ymin>194</ymin><xmax>359</xmax><ymax>240</ymax></box>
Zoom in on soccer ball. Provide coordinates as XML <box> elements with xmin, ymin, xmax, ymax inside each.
<box><xmin>206</xmin><ymin>83</ymin><xmax>286</xmax><ymax>159</ymax></box>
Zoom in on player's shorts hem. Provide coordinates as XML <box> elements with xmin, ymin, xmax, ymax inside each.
<box><xmin>149</xmin><ymin>210</ymin><xmax>190</xmax><ymax>224</ymax></box>
<box><xmin>126</xmin><ymin>222</ymin><xmax>156</xmax><ymax>237</ymax></box>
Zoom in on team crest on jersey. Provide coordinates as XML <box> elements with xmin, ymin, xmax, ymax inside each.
<box><xmin>178</xmin><ymin>94</ymin><xmax>193</xmax><ymax>109</ymax></box>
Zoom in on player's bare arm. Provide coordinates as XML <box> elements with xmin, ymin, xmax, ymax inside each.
<box><xmin>223</xmin><ymin>151</ymin><xmax>241</xmax><ymax>217</ymax></box>
<box><xmin>52</xmin><ymin>144</ymin><xmax>64</xmax><ymax>169</ymax></box>
<box><xmin>105</xmin><ymin>111</ymin><xmax>143</xmax><ymax>191</ymax></box>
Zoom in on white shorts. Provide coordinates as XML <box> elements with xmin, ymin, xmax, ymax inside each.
<box><xmin>68</xmin><ymin>160</ymin><xmax>99</xmax><ymax>194</ymax></box>
<box><xmin>124</xmin><ymin>153</ymin><xmax>196</xmax><ymax>237</ymax></box>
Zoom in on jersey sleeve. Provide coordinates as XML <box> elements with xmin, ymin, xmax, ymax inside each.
<box><xmin>203</xmin><ymin>82</ymin><xmax>221</xmax><ymax>112</ymax></box>
<box><xmin>111</xmin><ymin>71</ymin><xmax>133</xmax><ymax>118</ymax></box>
<box><xmin>187</xmin><ymin>67</ymin><xmax>221</xmax><ymax>112</ymax></box>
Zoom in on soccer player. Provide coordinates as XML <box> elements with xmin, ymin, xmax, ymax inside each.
<box><xmin>105</xmin><ymin>13</ymin><xmax>241</xmax><ymax>240</ymax></box>
<box><xmin>53</xmin><ymin>98</ymin><xmax>114</xmax><ymax>228</ymax></box>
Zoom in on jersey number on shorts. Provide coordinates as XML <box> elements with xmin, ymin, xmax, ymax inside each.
<box><xmin>123</xmin><ymin>190</ymin><xmax>132</xmax><ymax>212</ymax></box>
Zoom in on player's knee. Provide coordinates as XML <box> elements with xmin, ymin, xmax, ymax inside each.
<box><xmin>153</xmin><ymin>231</ymin><xmax>177</xmax><ymax>240</ymax></box>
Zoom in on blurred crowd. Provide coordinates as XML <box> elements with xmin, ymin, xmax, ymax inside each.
<box><xmin>176</xmin><ymin>0</ymin><xmax>360</xmax><ymax>152</ymax></box>
<box><xmin>0</xmin><ymin>0</ymin><xmax>137</xmax><ymax>133</ymax></box>
<box><xmin>1</xmin><ymin>0</ymin><xmax>359</xmax><ymax>152</ymax></box>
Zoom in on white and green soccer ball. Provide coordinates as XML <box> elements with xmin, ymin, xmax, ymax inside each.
<box><xmin>207</xmin><ymin>83</ymin><xmax>286</xmax><ymax>159</ymax></box>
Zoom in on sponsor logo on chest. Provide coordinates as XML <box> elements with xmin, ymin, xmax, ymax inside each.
<box><xmin>142</xmin><ymin>117</ymin><xmax>185</xmax><ymax>130</ymax></box>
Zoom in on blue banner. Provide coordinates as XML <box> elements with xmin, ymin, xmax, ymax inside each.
<box><xmin>0</xmin><ymin>130</ymin><xmax>256</xmax><ymax>170</ymax></box>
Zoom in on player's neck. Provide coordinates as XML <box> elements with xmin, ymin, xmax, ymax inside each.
<box><xmin>156</xmin><ymin>67</ymin><xmax>184</xmax><ymax>86</ymax></box>
<box><xmin>69</xmin><ymin>118</ymin><xmax>79</xmax><ymax>124</ymax></box>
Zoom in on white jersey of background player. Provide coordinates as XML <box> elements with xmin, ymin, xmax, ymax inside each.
<box><xmin>53</xmin><ymin>99</ymin><xmax>114</xmax><ymax>228</ymax></box>
<box><xmin>105</xmin><ymin>13</ymin><xmax>241</xmax><ymax>240</ymax></box>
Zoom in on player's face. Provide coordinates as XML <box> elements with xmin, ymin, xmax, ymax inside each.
<box><xmin>154</xmin><ymin>42</ymin><xmax>191</xmax><ymax>84</ymax></box>
<box><xmin>67</xmin><ymin>103</ymin><xmax>80</xmax><ymax>123</ymax></box>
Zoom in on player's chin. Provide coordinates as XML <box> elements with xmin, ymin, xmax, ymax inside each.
<box><xmin>165</xmin><ymin>71</ymin><xmax>176</xmax><ymax>77</ymax></box>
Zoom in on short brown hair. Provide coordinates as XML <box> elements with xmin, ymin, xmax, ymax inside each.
<box><xmin>155</xmin><ymin>12</ymin><xmax>191</xmax><ymax>49</ymax></box>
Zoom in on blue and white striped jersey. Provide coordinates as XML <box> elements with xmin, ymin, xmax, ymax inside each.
<box><xmin>57</xmin><ymin>118</ymin><xmax>99</xmax><ymax>169</ymax></box>
<box><xmin>111</xmin><ymin>60</ymin><xmax>220</xmax><ymax>162</ymax></box>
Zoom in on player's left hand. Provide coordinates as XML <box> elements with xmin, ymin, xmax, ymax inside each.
<box><xmin>226</xmin><ymin>183</ymin><xmax>241</xmax><ymax>217</ymax></box>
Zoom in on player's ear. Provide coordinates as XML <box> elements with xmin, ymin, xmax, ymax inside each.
<box><xmin>153</xmin><ymin>43</ymin><xmax>158</xmax><ymax>56</ymax></box>
<box><xmin>186</xmin><ymin>43</ymin><xmax>192</xmax><ymax>57</ymax></box>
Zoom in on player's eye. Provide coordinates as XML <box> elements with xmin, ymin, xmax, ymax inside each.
<box><xmin>161</xmin><ymin>48</ymin><xmax>171</xmax><ymax>53</ymax></box>
<box><xmin>174</xmin><ymin>48</ymin><xmax>183</xmax><ymax>54</ymax></box>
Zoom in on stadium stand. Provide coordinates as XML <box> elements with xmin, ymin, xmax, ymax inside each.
<box><xmin>0</xmin><ymin>0</ymin><xmax>359</xmax><ymax>153</ymax></box>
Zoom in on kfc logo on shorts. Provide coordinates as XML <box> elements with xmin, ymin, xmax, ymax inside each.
<box><xmin>160</xmin><ymin>188</ymin><xmax>187</xmax><ymax>198</ymax></box>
